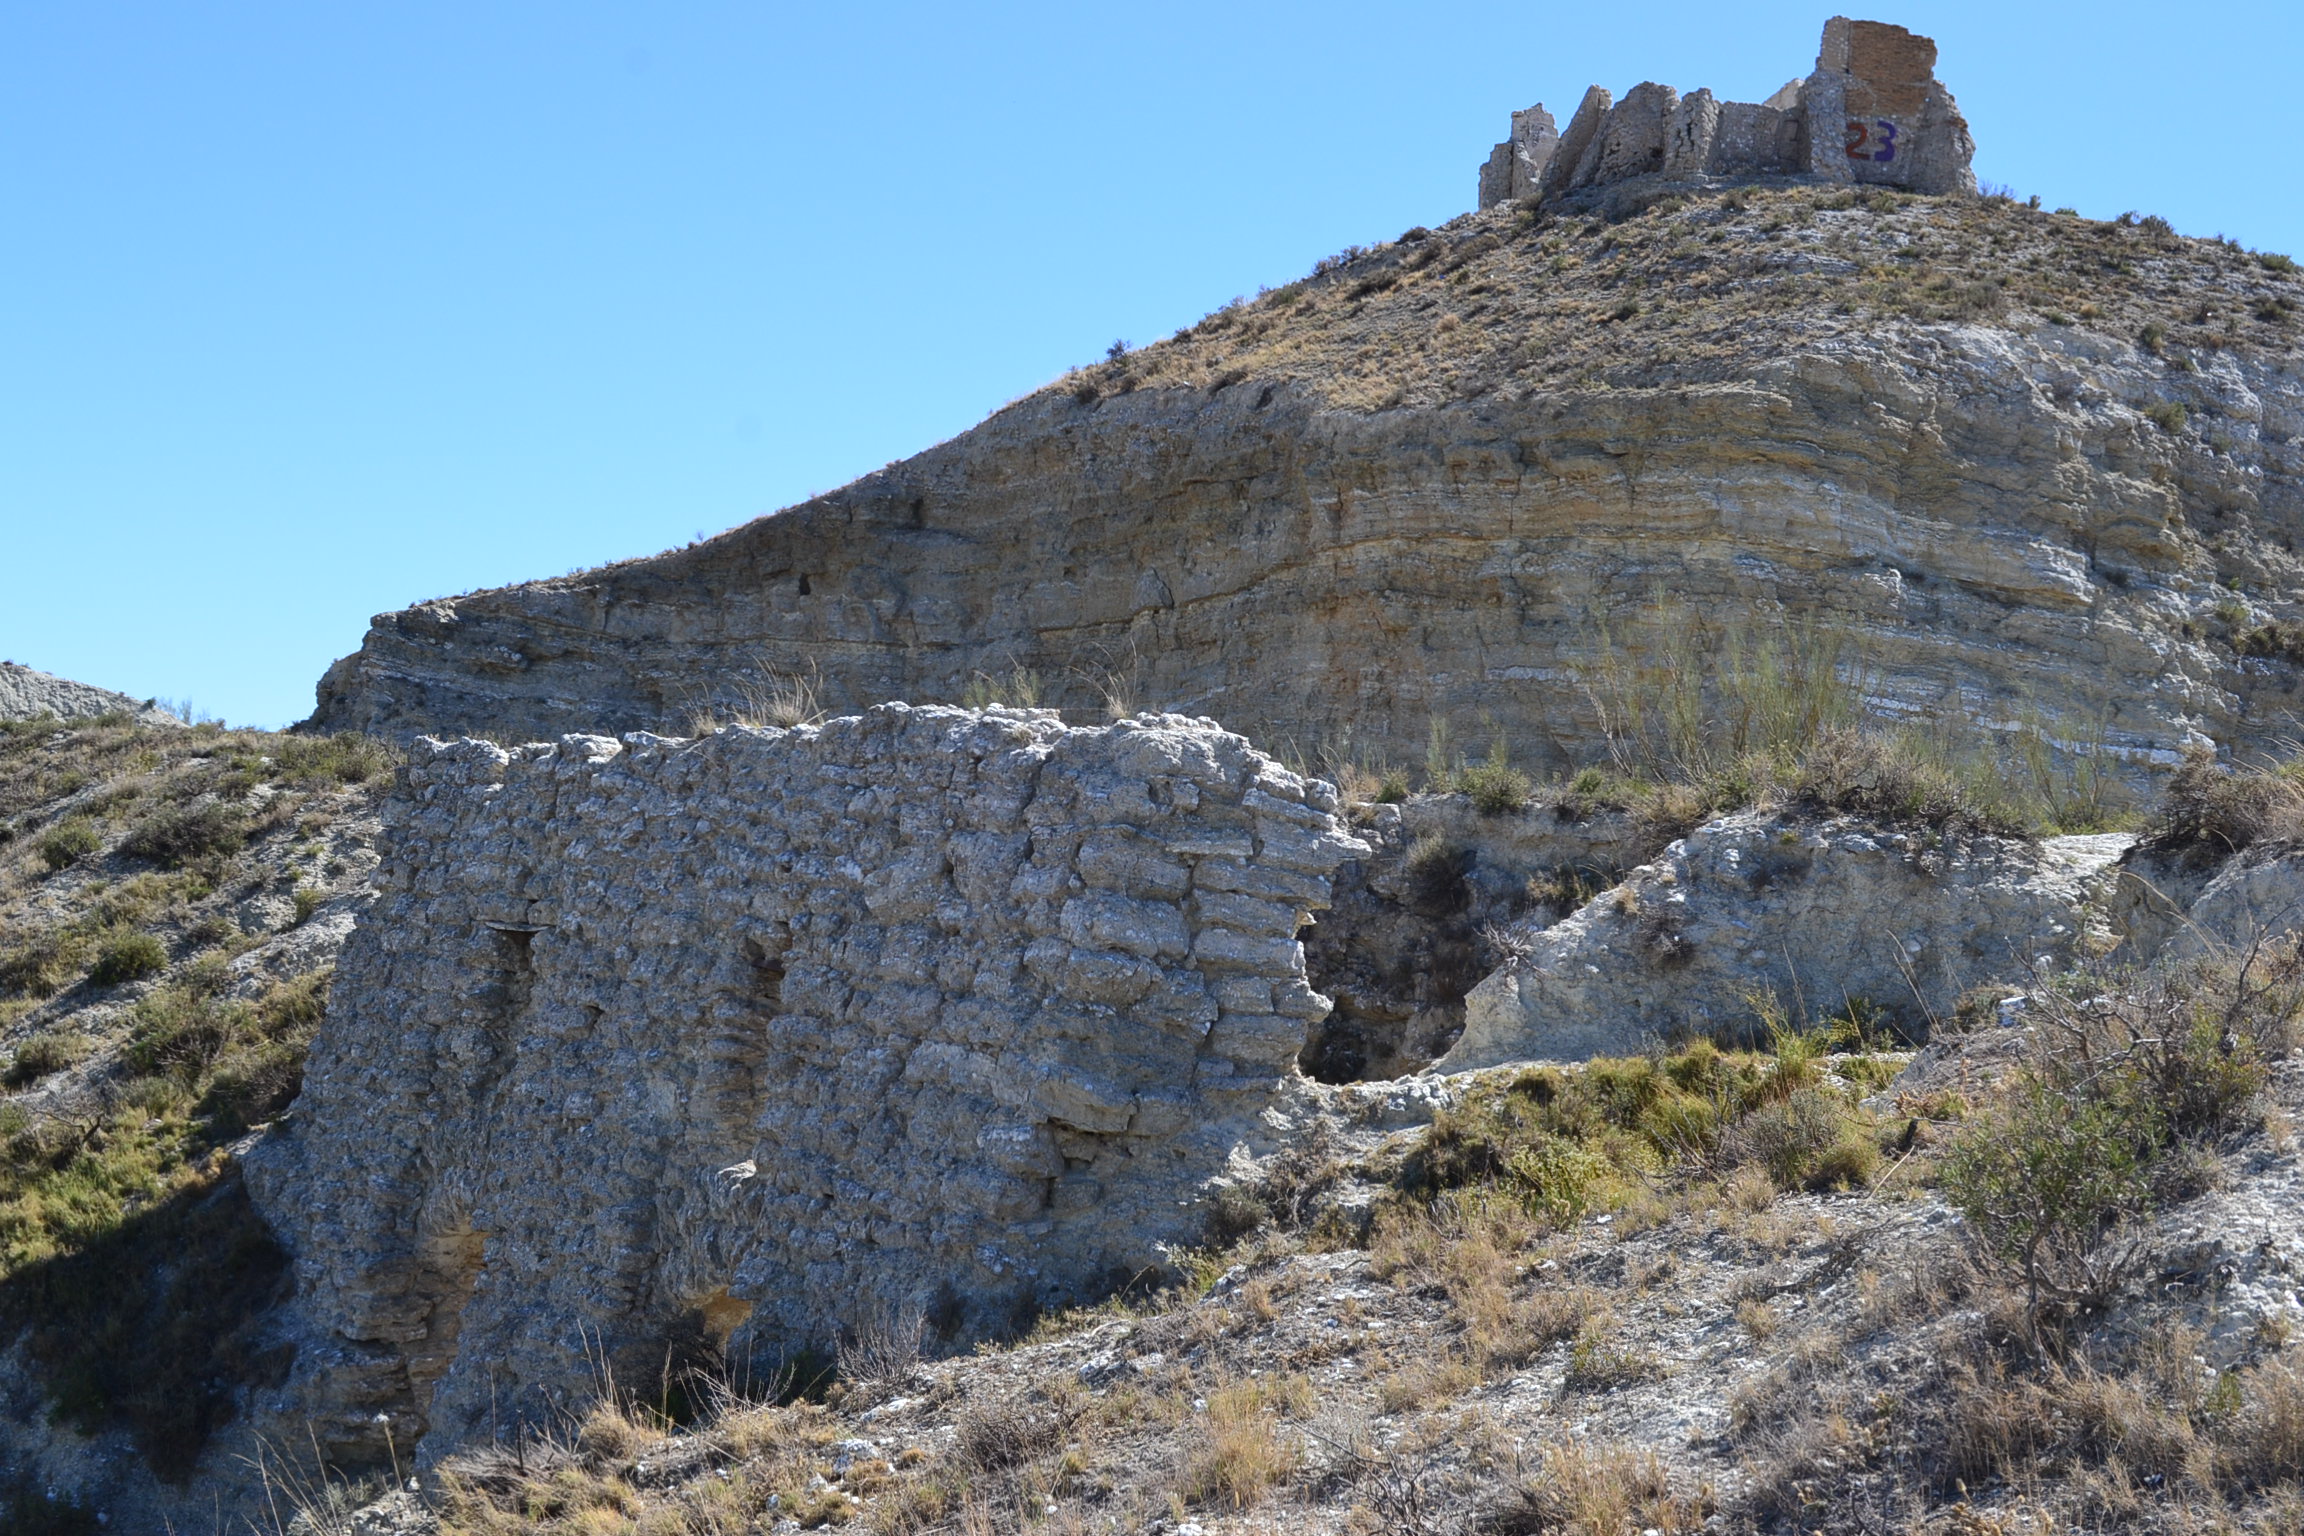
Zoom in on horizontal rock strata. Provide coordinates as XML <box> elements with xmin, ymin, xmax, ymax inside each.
<box><xmin>244</xmin><ymin>707</ymin><xmax>1366</xmax><ymax>1464</ymax></box>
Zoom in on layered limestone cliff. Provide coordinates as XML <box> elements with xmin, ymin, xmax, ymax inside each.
<box><xmin>243</xmin><ymin>707</ymin><xmax>1366</xmax><ymax>1466</ymax></box>
<box><xmin>309</xmin><ymin>187</ymin><xmax>2304</xmax><ymax>784</ymax></box>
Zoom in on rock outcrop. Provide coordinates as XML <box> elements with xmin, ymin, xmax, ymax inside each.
<box><xmin>1478</xmin><ymin>16</ymin><xmax>1975</xmax><ymax>212</ymax></box>
<box><xmin>1440</xmin><ymin>812</ymin><xmax>2133</xmax><ymax>1069</ymax></box>
<box><xmin>244</xmin><ymin>707</ymin><xmax>1366</xmax><ymax>1466</ymax></box>
<box><xmin>0</xmin><ymin>661</ymin><xmax>179</xmax><ymax>727</ymax></box>
<box><xmin>304</xmin><ymin>187</ymin><xmax>2304</xmax><ymax>786</ymax></box>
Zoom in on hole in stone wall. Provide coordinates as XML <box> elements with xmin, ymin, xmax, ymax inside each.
<box><xmin>403</xmin><ymin>1218</ymin><xmax>489</xmax><ymax>1410</ymax></box>
<box><xmin>1301</xmin><ymin>840</ymin><xmax>1488</xmax><ymax>1083</ymax></box>
<box><xmin>742</xmin><ymin>936</ymin><xmax>785</xmax><ymax>1012</ymax></box>
<box><xmin>1300</xmin><ymin>820</ymin><xmax>1632</xmax><ymax>1083</ymax></box>
<box><xmin>698</xmin><ymin>936</ymin><xmax>785</xmax><ymax>1132</ymax></box>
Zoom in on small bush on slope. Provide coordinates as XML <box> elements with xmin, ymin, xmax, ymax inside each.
<box><xmin>1944</xmin><ymin>949</ymin><xmax>2297</xmax><ymax>1348</ymax></box>
<box><xmin>2147</xmin><ymin>745</ymin><xmax>2304</xmax><ymax>861</ymax></box>
<box><xmin>118</xmin><ymin>802</ymin><xmax>245</xmax><ymax>869</ymax></box>
<box><xmin>35</xmin><ymin>817</ymin><xmax>99</xmax><ymax>873</ymax></box>
<box><xmin>85</xmin><ymin>929</ymin><xmax>166</xmax><ymax>987</ymax></box>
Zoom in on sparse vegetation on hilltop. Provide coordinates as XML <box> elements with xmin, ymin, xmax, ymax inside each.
<box><xmin>1053</xmin><ymin>186</ymin><xmax>2301</xmax><ymax>413</ymax></box>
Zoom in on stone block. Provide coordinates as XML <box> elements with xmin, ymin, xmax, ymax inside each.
<box><xmin>1536</xmin><ymin>85</ymin><xmax>1612</xmax><ymax>203</ymax></box>
<box><xmin>1576</xmin><ymin>81</ymin><xmax>1677</xmax><ymax>187</ymax></box>
<box><xmin>1663</xmin><ymin>88</ymin><xmax>1720</xmax><ymax>178</ymax></box>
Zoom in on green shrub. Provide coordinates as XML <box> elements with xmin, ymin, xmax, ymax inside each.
<box><xmin>118</xmin><ymin>803</ymin><xmax>244</xmax><ymax>869</ymax></box>
<box><xmin>36</xmin><ymin>818</ymin><xmax>100</xmax><ymax>873</ymax></box>
<box><xmin>124</xmin><ymin>990</ymin><xmax>245</xmax><ymax>1081</ymax></box>
<box><xmin>2234</xmin><ymin>621</ymin><xmax>2304</xmax><ymax>665</ymax></box>
<box><xmin>1944</xmin><ymin>1074</ymin><xmax>2157</xmax><ymax>1343</ymax></box>
<box><xmin>1404</xmin><ymin>835</ymin><xmax>1471</xmax><ymax>913</ymax></box>
<box><xmin>0</xmin><ymin>929</ymin><xmax>94</xmax><ymax>1000</ymax></box>
<box><xmin>1502</xmin><ymin>1135</ymin><xmax>1615</xmax><ymax>1224</ymax></box>
<box><xmin>269</xmin><ymin>731</ymin><xmax>395</xmax><ymax>786</ymax></box>
<box><xmin>290</xmin><ymin>885</ymin><xmax>324</xmax><ymax>926</ymax></box>
<box><xmin>1944</xmin><ymin>954</ymin><xmax>2294</xmax><ymax>1345</ymax></box>
<box><xmin>2260</xmin><ymin>252</ymin><xmax>2298</xmax><ymax>276</ymax></box>
<box><xmin>3</xmin><ymin>1030</ymin><xmax>88</xmax><ymax>1088</ymax></box>
<box><xmin>87</xmin><ymin>931</ymin><xmax>166</xmax><ymax>987</ymax></box>
<box><xmin>1785</xmin><ymin>727</ymin><xmax>2031</xmax><ymax>838</ymax></box>
<box><xmin>1728</xmin><ymin>1087</ymin><xmax>1878</xmax><ymax>1191</ymax></box>
<box><xmin>1375</xmin><ymin>770</ymin><xmax>1410</xmax><ymax>804</ymax></box>
<box><xmin>1458</xmin><ymin>749</ymin><xmax>1532</xmax><ymax>815</ymax></box>
<box><xmin>2145</xmin><ymin>401</ymin><xmax>2189</xmax><ymax>434</ymax></box>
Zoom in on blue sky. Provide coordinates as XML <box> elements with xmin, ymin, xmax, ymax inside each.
<box><xmin>3</xmin><ymin>1</ymin><xmax>2298</xmax><ymax>727</ymax></box>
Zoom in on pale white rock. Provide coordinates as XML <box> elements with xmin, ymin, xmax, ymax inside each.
<box><xmin>1440</xmin><ymin>811</ymin><xmax>2134</xmax><ymax>1069</ymax></box>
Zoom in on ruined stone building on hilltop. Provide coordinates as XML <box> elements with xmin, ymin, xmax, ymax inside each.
<box><xmin>1479</xmin><ymin>15</ymin><xmax>1975</xmax><ymax>209</ymax></box>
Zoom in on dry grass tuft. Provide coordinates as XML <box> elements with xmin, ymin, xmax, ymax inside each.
<box><xmin>1177</xmin><ymin>1374</ymin><xmax>1310</xmax><ymax>1510</ymax></box>
<box><xmin>2149</xmin><ymin>747</ymin><xmax>2304</xmax><ymax>862</ymax></box>
<box><xmin>1493</xmin><ymin>1438</ymin><xmax>1711</xmax><ymax>1535</ymax></box>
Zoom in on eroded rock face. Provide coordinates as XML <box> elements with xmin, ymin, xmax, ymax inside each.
<box><xmin>243</xmin><ymin>707</ymin><xmax>1365</xmax><ymax>1466</ymax></box>
<box><xmin>306</xmin><ymin>328</ymin><xmax>2304</xmax><ymax>782</ymax></box>
<box><xmin>1441</xmin><ymin>812</ymin><xmax>2133</xmax><ymax>1069</ymax></box>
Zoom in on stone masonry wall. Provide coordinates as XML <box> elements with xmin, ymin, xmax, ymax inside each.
<box><xmin>1478</xmin><ymin>15</ymin><xmax>1974</xmax><ymax>210</ymax></box>
<box><xmin>243</xmin><ymin>707</ymin><xmax>1366</xmax><ymax>1466</ymax></box>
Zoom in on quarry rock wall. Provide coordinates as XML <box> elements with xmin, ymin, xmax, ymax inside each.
<box><xmin>1479</xmin><ymin>15</ymin><xmax>1975</xmax><ymax>211</ymax></box>
<box><xmin>243</xmin><ymin>707</ymin><xmax>1366</xmax><ymax>1465</ymax></box>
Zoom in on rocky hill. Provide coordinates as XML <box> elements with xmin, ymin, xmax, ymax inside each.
<box><xmin>0</xmin><ymin>710</ymin><xmax>388</xmax><ymax>1530</ymax></box>
<box><xmin>308</xmin><ymin>184</ymin><xmax>2304</xmax><ymax>784</ymax></box>
<box><xmin>16</xmin><ymin>16</ymin><xmax>2304</xmax><ymax>1536</ymax></box>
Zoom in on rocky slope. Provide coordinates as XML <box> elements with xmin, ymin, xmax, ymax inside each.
<box><xmin>311</xmin><ymin>929</ymin><xmax>2304</xmax><ymax>1536</ymax></box>
<box><xmin>0</xmin><ymin>661</ymin><xmax>182</xmax><ymax>728</ymax></box>
<box><xmin>15</xmin><ymin>710</ymin><xmax>2304</xmax><ymax>1533</ymax></box>
<box><xmin>0</xmin><ymin>713</ymin><xmax>389</xmax><ymax>1530</ymax></box>
<box><xmin>310</xmin><ymin>188</ymin><xmax>2304</xmax><ymax>782</ymax></box>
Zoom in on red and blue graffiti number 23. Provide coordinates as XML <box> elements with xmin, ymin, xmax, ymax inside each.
<box><xmin>1845</xmin><ymin>120</ymin><xmax>1899</xmax><ymax>163</ymax></box>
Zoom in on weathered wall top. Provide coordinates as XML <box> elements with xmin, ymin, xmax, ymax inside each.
<box><xmin>1478</xmin><ymin>15</ymin><xmax>1975</xmax><ymax>210</ymax></box>
<box><xmin>245</xmin><ymin>706</ymin><xmax>1367</xmax><ymax>1466</ymax></box>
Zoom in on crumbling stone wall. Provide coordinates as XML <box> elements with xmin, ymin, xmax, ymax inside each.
<box><xmin>1478</xmin><ymin>15</ymin><xmax>1974</xmax><ymax>210</ymax></box>
<box><xmin>244</xmin><ymin>707</ymin><xmax>1365</xmax><ymax>1465</ymax></box>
